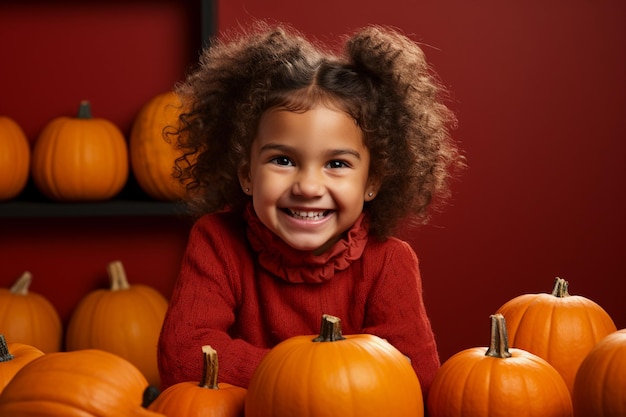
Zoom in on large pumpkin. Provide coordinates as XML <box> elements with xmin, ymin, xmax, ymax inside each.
<box><xmin>427</xmin><ymin>314</ymin><xmax>573</xmax><ymax>417</ymax></box>
<box><xmin>245</xmin><ymin>314</ymin><xmax>424</xmax><ymax>417</ymax></box>
<box><xmin>0</xmin><ymin>116</ymin><xmax>30</xmax><ymax>201</ymax></box>
<box><xmin>0</xmin><ymin>334</ymin><xmax>44</xmax><ymax>395</ymax></box>
<box><xmin>572</xmin><ymin>328</ymin><xmax>626</xmax><ymax>417</ymax></box>
<box><xmin>148</xmin><ymin>345</ymin><xmax>246</xmax><ymax>417</ymax></box>
<box><xmin>31</xmin><ymin>101</ymin><xmax>128</xmax><ymax>201</ymax></box>
<box><xmin>0</xmin><ymin>271</ymin><xmax>62</xmax><ymax>353</ymax></box>
<box><xmin>130</xmin><ymin>91</ymin><xmax>187</xmax><ymax>200</ymax></box>
<box><xmin>496</xmin><ymin>277</ymin><xmax>616</xmax><ymax>393</ymax></box>
<box><xmin>0</xmin><ymin>348</ymin><xmax>165</xmax><ymax>417</ymax></box>
<box><xmin>65</xmin><ymin>260</ymin><xmax>169</xmax><ymax>387</ymax></box>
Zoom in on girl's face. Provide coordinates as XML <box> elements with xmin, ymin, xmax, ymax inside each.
<box><xmin>239</xmin><ymin>104</ymin><xmax>379</xmax><ymax>254</ymax></box>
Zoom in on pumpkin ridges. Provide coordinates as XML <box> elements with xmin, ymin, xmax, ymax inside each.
<box><xmin>246</xmin><ymin>314</ymin><xmax>423</xmax><ymax>417</ymax></box>
<box><xmin>0</xmin><ymin>116</ymin><xmax>30</xmax><ymax>200</ymax></box>
<box><xmin>31</xmin><ymin>101</ymin><xmax>129</xmax><ymax>201</ymax></box>
<box><xmin>130</xmin><ymin>91</ymin><xmax>186</xmax><ymax>200</ymax></box>
<box><xmin>572</xmin><ymin>329</ymin><xmax>626</xmax><ymax>417</ymax></box>
<box><xmin>65</xmin><ymin>261</ymin><xmax>168</xmax><ymax>387</ymax></box>
<box><xmin>427</xmin><ymin>314</ymin><xmax>573</xmax><ymax>417</ymax></box>
<box><xmin>0</xmin><ymin>273</ymin><xmax>62</xmax><ymax>353</ymax></box>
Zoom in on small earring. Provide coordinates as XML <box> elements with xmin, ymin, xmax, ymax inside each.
<box><xmin>368</xmin><ymin>192</ymin><xmax>374</xmax><ymax>197</ymax></box>
<box><xmin>245</xmin><ymin>188</ymin><xmax>250</xmax><ymax>193</ymax></box>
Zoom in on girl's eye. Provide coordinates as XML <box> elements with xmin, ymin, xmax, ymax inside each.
<box><xmin>270</xmin><ymin>156</ymin><xmax>293</xmax><ymax>166</ymax></box>
<box><xmin>327</xmin><ymin>160</ymin><xmax>350</xmax><ymax>169</ymax></box>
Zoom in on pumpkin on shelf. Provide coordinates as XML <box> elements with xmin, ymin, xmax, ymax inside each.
<box><xmin>0</xmin><ymin>348</ymin><xmax>165</xmax><ymax>417</ymax></box>
<box><xmin>572</xmin><ymin>328</ymin><xmax>626</xmax><ymax>417</ymax></box>
<box><xmin>427</xmin><ymin>314</ymin><xmax>573</xmax><ymax>417</ymax></box>
<box><xmin>0</xmin><ymin>271</ymin><xmax>62</xmax><ymax>353</ymax></box>
<box><xmin>130</xmin><ymin>91</ymin><xmax>189</xmax><ymax>201</ymax></box>
<box><xmin>147</xmin><ymin>345</ymin><xmax>246</xmax><ymax>417</ymax></box>
<box><xmin>65</xmin><ymin>260</ymin><xmax>169</xmax><ymax>387</ymax></box>
<box><xmin>0</xmin><ymin>116</ymin><xmax>30</xmax><ymax>201</ymax></box>
<box><xmin>496</xmin><ymin>277</ymin><xmax>617</xmax><ymax>394</ymax></box>
<box><xmin>0</xmin><ymin>334</ymin><xmax>44</xmax><ymax>395</ymax></box>
<box><xmin>31</xmin><ymin>100</ymin><xmax>128</xmax><ymax>201</ymax></box>
<box><xmin>245</xmin><ymin>314</ymin><xmax>424</xmax><ymax>417</ymax></box>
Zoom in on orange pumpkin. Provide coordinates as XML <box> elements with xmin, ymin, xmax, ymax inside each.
<box><xmin>496</xmin><ymin>277</ymin><xmax>617</xmax><ymax>394</ymax></box>
<box><xmin>427</xmin><ymin>314</ymin><xmax>573</xmax><ymax>417</ymax></box>
<box><xmin>0</xmin><ymin>116</ymin><xmax>30</xmax><ymax>201</ymax></box>
<box><xmin>148</xmin><ymin>345</ymin><xmax>246</xmax><ymax>417</ymax></box>
<box><xmin>245</xmin><ymin>314</ymin><xmax>424</xmax><ymax>417</ymax></box>
<box><xmin>572</xmin><ymin>328</ymin><xmax>626</xmax><ymax>417</ymax></box>
<box><xmin>0</xmin><ymin>334</ymin><xmax>44</xmax><ymax>395</ymax></box>
<box><xmin>0</xmin><ymin>271</ymin><xmax>62</xmax><ymax>353</ymax></box>
<box><xmin>65</xmin><ymin>260</ymin><xmax>169</xmax><ymax>387</ymax></box>
<box><xmin>130</xmin><ymin>91</ymin><xmax>188</xmax><ymax>200</ymax></box>
<box><xmin>0</xmin><ymin>348</ymin><xmax>165</xmax><ymax>417</ymax></box>
<box><xmin>31</xmin><ymin>101</ymin><xmax>128</xmax><ymax>201</ymax></box>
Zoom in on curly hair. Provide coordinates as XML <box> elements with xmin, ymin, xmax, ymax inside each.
<box><xmin>171</xmin><ymin>21</ymin><xmax>464</xmax><ymax>239</ymax></box>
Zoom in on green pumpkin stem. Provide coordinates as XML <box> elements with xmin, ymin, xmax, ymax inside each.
<box><xmin>199</xmin><ymin>345</ymin><xmax>220</xmax><ymax>389</ymax></box>
<box><xmin>77</xmin><ymin>101</ymin><xmax>92</xmax><ymax>119</ymax></box>
<box><xmin>312</xmin><ymin>314</ymin><xmax>346</xmax><ymax>342</ymax></box>
<box><xmin>550</xmin><ymin>277</ymin><xmax>570</xmax><ymax>298</ymax></box>
<box><xmin>107</xmin><ymin>260</ymin><xmax>131</xmax><ymax>291</ymax></box>
<box><xmin>485</xmin><ymin>314</ymin><xmax>513</xmax><ymax>358</ymax></box>
<box><xmin>10</xmin><ymin>271</ymin><xmax>32</xmax><ymax>295</ymax></box>
<box><xmin>0</xmin><ymin>334</ymin><xmax>15</xmax><ymax>362</ymax></box>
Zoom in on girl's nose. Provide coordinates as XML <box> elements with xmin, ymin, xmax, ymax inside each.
<box><xmin>292</xmin><ymin>169</ymin><xmax>324</xmax><ymax>197</ymax></box>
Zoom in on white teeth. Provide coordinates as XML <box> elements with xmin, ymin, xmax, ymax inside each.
<box><xmin>289</xmin><ymin>209</ymin><xmax>327</xmax><ymax>220</ymax></box>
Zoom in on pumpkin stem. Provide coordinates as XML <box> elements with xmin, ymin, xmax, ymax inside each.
<box><xmin>199</xmin><ymin>345</ymin><xmax>220</xmax><ymax>389</ymax></box>
<box><xmin>0</xmin><ymin>334</ymin><xmax>15</xmax><ymax>362</ymax></box>
<box><xmin>10</xmin><ymin>271</ymin><xmax>32</xmax><ymax>295</ymax></box>
<box><xmin>107</xmin><ymin>260</ymin><xmax>131</xmax><ymax>291</ymax></box>
<box><xmin>77</xmin><ymin>101</ymin><xmax>92</xmax><ymax>119</ymax></box>
<box><xmin>485</xmin><ymin>314</ymin><xmax>513</xmax><ymax>358</ymax></box>
<box><xmin>141</xmin><ymin>386</ymin><xmax>161</xmax><ymax>408</ymax></box>
<box><xmin>550</xmin><ymin>277</ymin><xmax>570</xmax><ymax>298</ymax></box>
<box><xmin>312</xmin><ymin>314</ymin><xmax>346</xmax><ymax>342</ymax></box>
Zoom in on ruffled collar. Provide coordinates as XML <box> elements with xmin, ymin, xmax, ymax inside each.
<box><xmin>244</xmin><ymin>203</ymin><xmax>369</xmax><ymax>284</ymax></box>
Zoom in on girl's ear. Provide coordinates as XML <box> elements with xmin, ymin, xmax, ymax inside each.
<box><xmin>238</xmin><ymin>164</ymin><xmax>252</xmax><ymax>195</ymax></box>
<box><xmin>364</xmin><ymin>176</ymin><xmax>382</xmax><ymax>202</ymax></box>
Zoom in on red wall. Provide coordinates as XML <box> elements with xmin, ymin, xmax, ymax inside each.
<box><xmin>1</xmin><ymin>0</ymin><xmax>624</xmax><ymax>362</ymax></box>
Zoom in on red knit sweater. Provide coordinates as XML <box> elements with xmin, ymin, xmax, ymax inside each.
<box><xmin>158</xmin><ymin>205</ymin><xmax>440</xmax><ymax>396</ymax></box>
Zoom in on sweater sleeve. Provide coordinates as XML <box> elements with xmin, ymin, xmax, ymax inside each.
<box><xmin>361</xmin><ymin>239</ymin><xmax>440</xmax><ymax>399</ymax></box>
<box><xmin>157</xmin><ymin>213</ymin><xmax>268</xmax><ymax>390</ymax></box>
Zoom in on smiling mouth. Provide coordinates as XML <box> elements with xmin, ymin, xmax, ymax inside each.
<box><xmin>284</xmin><ymin>209</ymin><xmax>332</xmax><ymax>220</ymax></box>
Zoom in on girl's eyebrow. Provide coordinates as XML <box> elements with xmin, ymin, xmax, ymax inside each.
<box><xmin>259</xmin><ymin>143</ymin><xmax>362</xmax><ymax>159</ymax></box>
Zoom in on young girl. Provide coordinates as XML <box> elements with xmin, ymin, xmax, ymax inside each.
<box><xmin>158</xmin><ymin>21</ymin><xmax>464</xmax><ymax>398</ymax></box>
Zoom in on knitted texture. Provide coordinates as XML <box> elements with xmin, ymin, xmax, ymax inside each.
<box><xmin>158</xmin><ymin>206</ymin><xmax>440</xmax><ymax>396</ymax></box>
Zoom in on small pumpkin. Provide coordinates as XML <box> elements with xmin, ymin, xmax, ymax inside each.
<box><xmin>130</xmin><ymin>91</ymin><xmax>187</xmax><ymax>201</ymax></box>
<box><xmin>148</xmin><ymin>345</ymin><xmax>246</xmax><ymax>417</ymax></box>
<box><xmin>427</xmin><ymin>314</ymin><xmax>573</xmax><ymax>417</ymax></box>
<box><xmin>65</xmin><ymin>260</ymin><xmax>169</xmax><ymax>387</ymax></box>
<box><xmin>0</xmin><ymin>348</ymin><xmax>165</xmax><ymax>417</ymax></box>
<box><xmin>31</xmin><ymin>100</ymin><xmax>128</xmax><ymax>201</ymax></box>
<box><xmin>245</xmin><ymin>314</ymin><xmax>424</xmax><ymax>417</ymax></box>
<box><xmin>496</xmin><ymin>277</ymin><xmax>617</xmax><ymax>393</ymax></box>
<box><xmin>0</xmin><ymin>271</ymin><xmax>62</xmax><ymax>353</ymax></box>
<box><xmin>572</xmin><ymin>328</ymin><xmax>626</xmax><ymax>417</ymax></box>
<box><xmin>0</xmin><ymin>334</ymin><xmax>44</xmax><ymax>395</ymax></box>
<box><xmin>0</xmin><ymin>116</ymin><xmax>30</xmax><ymax>201</ymax></box>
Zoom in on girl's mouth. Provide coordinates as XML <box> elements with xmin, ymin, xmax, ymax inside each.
<box><xmin>284</xmin><ymin>208</ymin><xmax>332</xmax><ymax>220</ymax></box>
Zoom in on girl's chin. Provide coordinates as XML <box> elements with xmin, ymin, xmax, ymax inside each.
<box><xmin>281</xmin><ymin>234</ymin><xmax>340</xmax><ymax>255</ymax></box>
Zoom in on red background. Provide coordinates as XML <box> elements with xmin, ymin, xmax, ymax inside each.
<box><xmin>1</xmin><ymin>0</ymin><xmax>624</xmax><ymax>362</ymax></box>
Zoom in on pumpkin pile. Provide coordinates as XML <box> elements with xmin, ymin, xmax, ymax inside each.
<box><xmin>1</xmin><ymin>92</ymin><xmax>187</xmax><ymax>202</ymax></box>
<box><xmin>0</xmin><ymin>270</ymin><xmax>623</xmax><ymax>416</ymax></box>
